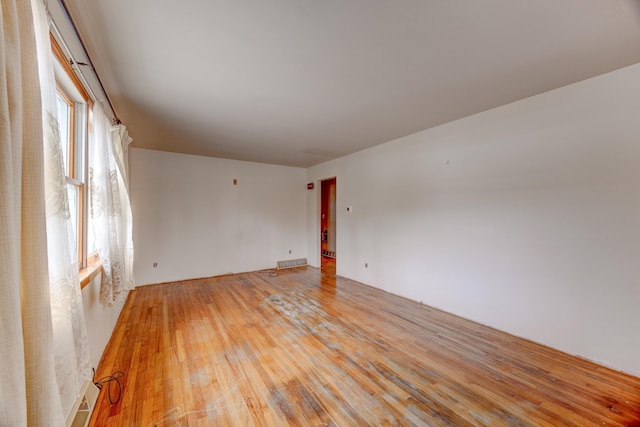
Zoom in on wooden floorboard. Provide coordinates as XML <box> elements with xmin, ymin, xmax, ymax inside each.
<box><xmin>89</xmin><ymin>265</ymin><xmax>640</xmax><ymax>426</ymax></box>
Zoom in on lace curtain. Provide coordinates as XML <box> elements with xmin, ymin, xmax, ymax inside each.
<box><xmin>90</xmin><ymin>104</ymin><xmax>135</xmax><ymax>305</ymax></box>
<box><xmin>1</xmin><ymin>0</ymin><xmax>89</xmax><ymax>424</ymax></box>
<box><xmin>31</xmin><ymin>0</ymin><xmax>92</xmax><ymax>419</ymax></box>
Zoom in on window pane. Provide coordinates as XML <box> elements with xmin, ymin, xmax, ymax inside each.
<box><xmin>56</xmin><ymin>93</ymin><xmax>71</xmax><ymax>176</ymax></box>
<box><xmin>67</xmin><ymin>183</ymin><xmax>79</xmax><ymax>264</ymax></box>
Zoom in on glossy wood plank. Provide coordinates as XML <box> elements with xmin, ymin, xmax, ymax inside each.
<box><xmin>89</xmin><ymin>266</ymin><xmax>640</xmax><ymax>426</ymax></box>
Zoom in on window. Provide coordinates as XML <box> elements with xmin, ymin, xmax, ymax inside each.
<box><xmin>56</xmin><ymin>86</ymin><xmax>82</xmax><ymax>265</ymax></box>
<box><xmin>56</xmin><ymin>91</ymin><xmax>73</xmax><ymax>175</ymax></box>
<box><xmin>51</xmin><ymin>34</ymin><xmax>93</xmax><ymax>269</ymax></box>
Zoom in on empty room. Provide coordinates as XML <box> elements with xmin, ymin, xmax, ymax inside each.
<box><xmin>2</xmin><ymin>0</ymin><xmax>640</xmax><ymax>426</ymax></box>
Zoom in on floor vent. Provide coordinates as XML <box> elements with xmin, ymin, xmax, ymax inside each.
<box><xmin>277</xmin><ymin>258</ymin><xmax>308</xmax><ymax>270</ymax></box>
<box><xmin>66</xmin><ymin>380</ymin><xmax>100</xmax><ymax>427</ymax></box>
<box><xmin>322</xmin><ymin>250</ymin><xmax>336</xmax><ymax>258</ymax></box>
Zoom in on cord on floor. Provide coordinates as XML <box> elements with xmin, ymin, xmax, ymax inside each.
<box><xmin>94</xmin><ymin>371</ymin><xmax>125</xmax><ymax>405</ymax></box>
<box><xmin>265</xmin><ymin>269</ymin><xmax>279</xmax><ymax>277</ymax></box>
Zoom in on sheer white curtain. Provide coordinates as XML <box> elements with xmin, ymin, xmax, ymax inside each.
<box><xmin>90</xmin><ymin>104</ymin><xmax>135</xmax><ymax>305</ymax></box>
<box><xmin>0</xmin><ymin>0</ymin><xmax>91</xmax><ymax>424</ymax></box>
<box><xmin>1</xmin><ymin>0</ymin><xmax>66</xmax><ymax>424</ymax></box>
<box><xmin>111</xmin><ymin>123</ymin><xmax>135</xmax><ymax>291</ymax></box>
<box><xmin>31</xmin><ymin>0</ymin><xmax>91</xmax><ymax>418</ymax></box>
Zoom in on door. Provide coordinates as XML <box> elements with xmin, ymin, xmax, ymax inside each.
<box><xmin>320</xmin><ymin>178</ymin><xmax>336</xmax><ymax>258</ymax></box>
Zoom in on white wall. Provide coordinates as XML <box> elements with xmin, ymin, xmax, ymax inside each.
<box><xmin>82</xmin><ymin>274</ymin><xmax>125</xmax><ymax>371</ymax></box>
<box><xmin>131</xmin><ymin>149</ymin><xmax>307</xmax><ymax>285</ymax></box>
<box><xmin>307</xmin><ymin>63</ymin><xmax>640</xmax><ymax>375</ymax></box>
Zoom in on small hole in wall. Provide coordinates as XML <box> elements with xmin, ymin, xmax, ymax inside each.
<box><xmin>233</xmin><ymin>179</ymin><xmax>238</xmax><ymax>185</ymax></box>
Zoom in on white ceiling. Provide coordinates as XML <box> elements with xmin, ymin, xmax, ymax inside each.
<box><xmin>64</xmin><ymin>0</ymin><xmax>640</xmax><ymax>167</ymax></box>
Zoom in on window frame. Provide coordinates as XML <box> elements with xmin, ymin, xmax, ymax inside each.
<box><xmin>51</xmin><ymin>34</ymin><xmax>95</xmax><ymax>272</ymax></box>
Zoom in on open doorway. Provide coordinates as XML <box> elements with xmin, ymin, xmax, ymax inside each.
<box><xmin>320</xmin><ymin>177</ymin><xmax>336</xmax><ymax>275</ymax></box>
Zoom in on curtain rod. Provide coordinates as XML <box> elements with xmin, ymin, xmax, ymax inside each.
<box><xmin>57</xmin><ymin>0</ymin><xmax>121</xmax><ymax>125</ymax></box>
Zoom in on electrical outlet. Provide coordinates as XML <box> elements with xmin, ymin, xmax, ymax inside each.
<box><xmin>153</xmin><ymin>262</ymin><xmax>158</xmax><ymax>268</ymax></box>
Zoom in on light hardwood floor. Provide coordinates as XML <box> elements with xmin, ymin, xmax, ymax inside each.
<box><xmin>89</xmin><ymin>264</ymin><xmax>640</xmax><ymax>426</ymax></box>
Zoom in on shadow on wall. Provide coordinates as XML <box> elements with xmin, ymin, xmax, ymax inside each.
<box><xmin>113</xmin><ymin>96</ymin><xmax>245</xmax><ymax>160</ymax></box>
<box><xmin>112</xmin><ymin>97</ymin><xmax>333</xmax><ymax>167</ymax></box>
<box><xmin>630</xmin><ymin>0</ymin><xmax>640</xmax><ymax>17</ymax></box>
